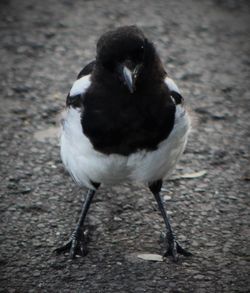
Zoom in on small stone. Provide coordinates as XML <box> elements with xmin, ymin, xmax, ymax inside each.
<box><xmin>8</xmin><ymin>176</ymin><xmax>21</xmax><ymax>183</ymax></box>
<box><xmin>163</xmin><ymin>195</ymin><xmax>171</xmax><ymax>201</ymax></box>
<box><xmin>33</xmin><ymin>270</ymin><xmax>41</xmax><ymax>277</ymax></box>
<box><xmin>178</xmin><ymin>235</ymin><xmax>187</xmax><ymax>241</ymax></box>
<box><xmin>33</xmin><ymin>240</ymin><xmax>42</xmax><ymax>247</ymax></box>
<box><xmin>114</xmin><ymin>216</ymin><xmax>122</xmax><ymax>221</ymax></box>
<box><xmin>192</xmin><ymin>240</ymin><xmax>199</xmax><ymax>247</ymax></box>
<box><xmin>7</xmin><ymin>183</ymin><xmax>18</xmax><ymax>190</ymax></box>
<box><xmin>20</xmin><ymin>187</ymin><xmax>32</xmax><ymax>194</ymax></box>
<box><xmin>193</xmin><ymin>274</ymin><xmax>205</xmax><ymax>280</ymax></box>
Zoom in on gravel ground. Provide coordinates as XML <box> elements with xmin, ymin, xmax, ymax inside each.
<box><xmin>0</xmin><ymin>0</ymin><xmax>250</xmax><ymax>292</ymax></box>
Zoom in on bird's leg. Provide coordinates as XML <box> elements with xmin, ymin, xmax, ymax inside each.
<box><xmin>55</xmin><ymin>184</ymin><xmax>99</xmax><ymax>259</ymax></box>
<box><xmin>149</xmin><ymin>180</ymin><xmax>192</xmax><ymax>262</ymax></box>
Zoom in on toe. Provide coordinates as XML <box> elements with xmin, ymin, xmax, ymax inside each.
<box><xmin>164</xmin><ymin>240</ymin><xmax>191</xmax><ymax>261</ymax></box>
<box><xmin>176</xmin><ymin>242</ymin><xmax>192</xmax><ymax>256</ymax></box>
<box><xmin>69</xmin><ymin>239</ymin><xmax>77</xmax><ymax>259</ymax></box>
<box><xmin>54</xmin><ymin>241</ymin><xmax>72</xmax><ymax>254</ymax></box>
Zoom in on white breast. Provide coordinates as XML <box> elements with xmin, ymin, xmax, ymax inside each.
<box><xmin>60</xmin><ymin>105</ymin><xmax>190</xmax><ymax>189</ymax></box>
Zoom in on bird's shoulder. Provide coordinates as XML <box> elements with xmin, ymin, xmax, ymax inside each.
<box><xmin>164</xmin><ymin>77</ymin><xmax>184</xmax><ymax>105</ymax></box>
<box><xmin>66</xmin><ymin>60</ymin><xmax>95</xmax><ymax>107</ymax></box>
<box><xmin>77</xmin><ymin>60</ymin><xmax>95</xmax><ymax>79</ymax></box>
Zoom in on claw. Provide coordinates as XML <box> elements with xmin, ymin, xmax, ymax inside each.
<box><xmin>164</xmin><ymin>239</ymin><xmax>192</xmax><ymax>262</ymax></box>
<box><xmin>54</xmin><ymin>241</ymin><xmax>72</xmax><ymax>254</ymax></box>
<box><xmin>176</xmin><ymin>241</ymin><xmax>192</xmax><ymax>256</ymax></box>
<box><xmin>54</xmin><ymin>229</ymin><xmax>87</xmax><ymax>259</ymax></box>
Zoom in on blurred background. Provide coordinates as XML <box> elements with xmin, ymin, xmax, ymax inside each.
<box><xmin>0</xmin><ymin>0</ymin><xmax>249</xmax><ymax>292</ymax></box>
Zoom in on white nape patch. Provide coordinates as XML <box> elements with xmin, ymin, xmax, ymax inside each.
<box><xmin>60</xmin><ymin>105</ymin><xmax>190</xmax><ymax>189</ymax></box>
<box><xmin>165</xmin><ymin>77</ymin><xmax>180</xmax><ymax>93</ymax></box>
<box><xmin>69</xmin><ymin>74</ymin><xmax>91</xmax><ymax>97</ymax></box>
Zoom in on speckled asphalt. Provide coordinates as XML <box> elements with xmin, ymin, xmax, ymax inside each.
<box><xmin>0</xmin><ymin>0</ymin><xmax>249</xmax><ymax>292</ymax></box>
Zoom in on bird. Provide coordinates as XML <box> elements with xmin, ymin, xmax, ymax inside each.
<box><xmin>55</xmin><ymin>25</ymin><xmax>192</xmax><ymax>262</ymax></box>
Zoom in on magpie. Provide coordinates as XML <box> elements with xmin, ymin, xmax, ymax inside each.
<box><xmin>55</xmin><ymin>26</ymin><xmax>191</xmax><ymax>262</ymax></box>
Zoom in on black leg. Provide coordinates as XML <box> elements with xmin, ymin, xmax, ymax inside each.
<box><xmin>149</xmin><ymin>180</ymin><xmax>191</xmax><ymax>262</ymax></box>
<box><xmin>55</xmin><ymin>184</ymin><xmax>99</xmax><ymax>259</ymax></box>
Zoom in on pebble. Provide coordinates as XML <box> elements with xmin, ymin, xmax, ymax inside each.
<box><xmin>193</xmin><ymin>274</ymin><xmax>205</xmax><ymax>280</ymax></box>
<box><xmin>33</xmin><ymin>240</ymin><xmax>42</xmax><ymax>247</ymax></box>
<box><xmin>33</xmin><ymin>270</ymin><xmax>41</xmax><ymax>277</ymax></box>
<box><xmin>163</xmin><ymin>195</ymin><xmax>171</xmax><ymax>201</ymax></box>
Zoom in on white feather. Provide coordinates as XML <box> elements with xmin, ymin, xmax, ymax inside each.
<box><xmin>165</xmin><ymin>77</ymin><xmax>180</xmax><ymax>93</ymax></box>
<box><xmin>60</xmin><ymin>105</ymin><xmax>190</xmax><ymax>189</ymax></box>
<box><xmin>69</xmin><ymin>74</ymin><xmax>91</xmax><ymax>97</ymax></box>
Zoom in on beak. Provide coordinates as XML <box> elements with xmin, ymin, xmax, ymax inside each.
<box><xmin>121</xmin><ymin>64</ymin><xmax>142</xmax><ymax>94</ymax></box>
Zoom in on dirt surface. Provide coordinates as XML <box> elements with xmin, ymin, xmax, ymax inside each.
<box><xmin>0</xmin><ymin>0</ymin><xmax>250</xmax><ymax>292</ymax></box>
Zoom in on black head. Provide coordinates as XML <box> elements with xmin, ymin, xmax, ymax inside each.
<box><xmin>96</xmin><ymin>26</ymin><xmax>159</xmax><ymax>93</ymax></box>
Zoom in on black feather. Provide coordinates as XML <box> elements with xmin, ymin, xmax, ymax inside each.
<box><xmin>69</xmin><ymin>26</ymin><xmax>178</xmax><ymax>156</ymax></box>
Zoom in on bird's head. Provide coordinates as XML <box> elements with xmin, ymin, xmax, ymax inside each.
<box><xmin>96</xmin><ymin>26</ymin><xmax>159</xmax><ymax>93</ymax></box>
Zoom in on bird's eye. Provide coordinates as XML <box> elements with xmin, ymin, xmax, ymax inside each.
<box><xmin>138</xmin><ymin>45</ymin><xmax>144</xmax><ymax>53</ymax></box>
<box><xmin>135</xmin><ymin>45</ymin><xmax>144</xmax><ymax>56</ymax></box>
<box><xmin>129</xmin><ymin>45</ymin><xmax>145</xmax><ymax>63</ymax></box>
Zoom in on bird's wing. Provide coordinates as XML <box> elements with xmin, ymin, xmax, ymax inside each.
<box><xmin>164</xmin><ymin>77</ymin><xmax>184</xmax><ymax>105</ymax></box>
<box><xmin>77</xmin><ymin>60</ymin><xmax>95</xmax><ymax>79</ymax></box>
<box><xmin>66</xmin><ymin>60</ymin><xmax>95</xmax><ymax>107</ymax></box>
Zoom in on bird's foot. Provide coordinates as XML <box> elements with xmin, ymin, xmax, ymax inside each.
<box><xmin>164</xmin><ymin>239</ymin><xmax>192</xmax><ymax>262</ymax></box>
<box><xmin>54</xmin><ymin>228</ymin><xmax>87</xmax><ymax>259</ymax></box>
